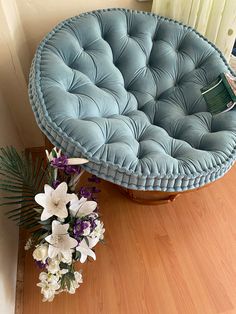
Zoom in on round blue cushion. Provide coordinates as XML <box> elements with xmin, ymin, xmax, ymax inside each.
<box><xmin>29</xmin><ymin>8</ymin><xmax>236</xmax><ymax>191</ymax></box>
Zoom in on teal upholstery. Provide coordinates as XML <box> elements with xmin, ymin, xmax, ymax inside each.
<box><xmin>29</xmin><ymin>8</ymin><xmax>236</xmax><ymax>191</ymax></box>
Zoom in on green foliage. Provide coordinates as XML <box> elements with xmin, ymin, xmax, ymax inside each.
<box><xmin>74</xmin><ymin>251</ymin><xmax>81</xmax><ymax>261</ymax></box>
<box><xmin>0</xmin><ymin>146</ymin><xmax>53</xmax><ymax>229</ymax></box>
<box><xmin>60</xmin><ymin>266</ymin><xmax>76</xmax><ymax>291</ymax></box>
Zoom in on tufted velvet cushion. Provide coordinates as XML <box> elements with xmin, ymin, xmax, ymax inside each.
<box><xmin>29</xmin><ymin>8</ymin><xmax>236</xmax><ymax>191</ymax></box>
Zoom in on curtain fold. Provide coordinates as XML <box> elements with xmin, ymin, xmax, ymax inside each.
<box><xmin>152</xmin><ymin>0</ymin><xmax>236</xmax><ymax>61</ymax></box>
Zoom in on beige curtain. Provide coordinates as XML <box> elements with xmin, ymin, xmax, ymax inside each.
<box><xmin>152</xmin><ymin>0</ymin><xmax>236</xmax><ymax>61</ymax></box>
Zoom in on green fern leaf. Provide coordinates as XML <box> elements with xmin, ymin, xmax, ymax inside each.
<box><xmin>0</xmin><ymin>146</ymin><xmax>53</xmax><ymax>229</ymax></box>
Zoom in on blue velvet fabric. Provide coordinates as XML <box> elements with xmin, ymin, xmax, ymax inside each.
<box><xmin>29</xmin><ymin>8</ymin><xmax>236</xmax><ymax>191</ymax></box>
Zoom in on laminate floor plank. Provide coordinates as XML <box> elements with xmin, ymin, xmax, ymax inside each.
<box><xmin>22</xmin><ymin>166</ymin><xmax>236</xmax><ymax>314</ymax></box>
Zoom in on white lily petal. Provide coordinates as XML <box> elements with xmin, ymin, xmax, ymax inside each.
<box><xmin>69</xmin><ymin>196</ymin><xmax>86</xmax><ymax>210</ymax></box>
<box><xmin>51</xmin><ymin>221</ymin><xmax>69</xmax><ymax>234</ymax></box>
<box><xmin>45</xmin><ymin>234</ymin><xmax>53</xmax><ymax>245</ymax></box>
<box><xmin>35</xmin><ymin>193</ymin><xmax>47</xmax><ymax>208</ymax></box>
<box><xmin>65</xmin><ymin>193</ymin><xmax>77</xmax><ymax>204</ymax></box>
<box><xmin>44</xmin><ymin>184</ymin><xmax>54</xmax><ymax>196</ymax></box>
<box><xmin>45</xmin><ymin>150</ymin><xmax>50</xmax><ymax>160</ymax></box>
<box><xmin>48</xmin><ymin>245</ymin><xmax>59</xmax><ymax>259</ymax></box>
<box><xmin>67</xmin><ymin>158</ymin><xmax>88</xmax><ymax>165</ymax></box>
<box><xmin>68</xmin><ymin>238</ymin><xmax>78</xmax><ymax>248</ymax></box>
<box><xmin>56</xmin><ymin>148</ymin><xmax>62</xmax><ymax>157</ymax></box>
<box><xmin>69</xmin><ymin>197</ymin><xmax>97</xmax><ymax>217</ymax></box>
<box><xmin>61</xmin><ymin>249</ymin><xmax>73</xmax><ymax>261</ymax></box>
<box><xmin>58</xmin><ymin>235</ymin><xmax>78</xmax><ymax>250</ymax></box>
<box><xmin>76</xmin><ymin>239</ymin><xmax>96</xmax><ymax>263</ymax></box>
<box><xmin>69</xmin><ymin>196</ymin><xmax>85</xmax><ymax>217</ymax></box>
<box><xmin>53</xmin><ymin>205</ymin><xmax>68</xmax><ymax>220</ymax></box>
<box><xmin>41</xmin><ymin>209</ymin><xmax>53</xmax><ymax>221</ymax></box>
<box><xmin>53</xmin><ymin>182</ymin><xmax>68</xmax><ymax>200</ymax></box>
<box><xmin>80</xmin><ymin>253</ymin><xmax>87</xmax><ymax>264</ymax></box>
<box><xmin>88</xmin><ymin>237</ymin><xmax>100</xmax><ymax>248</ymax></box>
<box><xmin>78</xmin><ymin>201</ymin><xmax>97</xmax><ymax>217</ymax></box>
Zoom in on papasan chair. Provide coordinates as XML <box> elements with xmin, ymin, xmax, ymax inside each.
<box><xmin>29</xmin><ymin>8</ymin><xmax>236</xmax><ymax>204</ymax></box>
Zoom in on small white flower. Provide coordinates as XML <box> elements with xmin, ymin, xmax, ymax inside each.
<box><xmin>24</xmin><ymin>237</ymin><xmax>33</xmax><ymax>250</ymax></box>
<box><xmin>45</xmin><ymin>147</ymin><xmax>61</xmax><ymax>162</ymax></box>
<box><xmin>91</xmin><ymin>220</ymin><xmax>105</xmax><ymax>241</ymax></box>
<box><xmin>46</xmin><ymin>258</ymin><xmax>69</xmax><ymax>277</ymax></box>
<box><xmin>45</xmin><ymin>221</ymin><xmax>78</xmax><ymax>260</ymax></box>
<box><xmin>82</xmin><ymin>221</ymin><xmax>91</xmax><ymax>236</ymax></box>
<box><xmin>46</xmin><ymin>259</ymin><xmax>60</xmax><ymax>274</ymax></box>
<box><xmin>35</xmin><ymin>182</ymin><xmax>76</xmax><ymax>221</ymax></box>
<box><xmin>74</xmin><ymin>271</ymin><xmax>83</xmax><ymax>285</ymax></box>
<box><xmin>41</xmin><ymin>288</ymin><xmax>56</xmax><ymax>302</ymax></box>
<box><xmin>69</xmin><ymin>196</ymin><xmax>97</xmax><ymax>218</ymax></box>
<box><xmin>85</xmin><ymin>220</ymin><xmax>105</xmax><ymax>249</ymax></box>
<box><xmin>76</xmin><ymin>239</ymin><xmax>96</xmax><ymax>263</ymax></box>
<box><xmin>67</xmin><ymin>271</ymin><xmax>83</xmax><ymax>294</ymax></box>
<box><xmin>39</xmin><ymin>272</ymin><xmax>48</xmax><ymax>282</ymax></box>
<box><xmin>33</xmin><ymin>244</ymin><xmax>48</xmax><ymax>263</ymax></box>
<box><xmin>57</xmin><ymin>252</ymin><xmax>73</xmax><ymax>264</ymax></box>
<box><xmin>37</xmin><ymin>271</ymin><xmax>60</xmax><ymax>302</ymax></box>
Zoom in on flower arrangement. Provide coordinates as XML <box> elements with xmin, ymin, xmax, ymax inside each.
<box><xmin>0</xmin><ymin>147</ymin><xmax>104</xmax><ymax>302</ymax></box>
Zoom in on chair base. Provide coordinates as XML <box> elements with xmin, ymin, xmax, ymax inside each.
<box><xmin>118</xmin><ymin>187</ymin><xmax>181</xmax><ymax>205</ymax></box>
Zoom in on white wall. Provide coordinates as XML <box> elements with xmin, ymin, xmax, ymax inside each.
<box><xmin>0</xmin><ymin>3</ymin><xmax>24</xmax><ymax>313</ymax></box>
<box><xmin>0</xmin><ymin>0</ymin><xmax>44</xmax><ymax>148</ymax></box>
<box><xmin>17</xmin><ymin>0</ymin><xmax>151</xmax><ymax>58</ymax></box>
<box><xmin>0</xmin><ymin>91</ymin><xmax>23</xmax><ymax>314</ymax></box>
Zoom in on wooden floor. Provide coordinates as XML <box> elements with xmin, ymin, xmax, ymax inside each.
<box><xmin>22</xmin><ymin>166</ymin><xmax>236</xmax><ymax>314</ymax></box>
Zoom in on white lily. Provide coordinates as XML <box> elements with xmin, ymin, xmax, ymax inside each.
<box><xmin>45</xmin><ymin>221</ymin><xmax>78</xmax><ymax>260</ymax></box>
<box><xmin>69</xmin><ymin>196</ymin><xmax>97</xmax><ymax>218</ymax></box>
<box><xmin>37</xmin><ymin>271</ymin><xmax>60</xmax><ymax>302</ymax></box>
<box><xmin>91</xmin><ymin>220</ymin><xmax>105</xmax><ymax>241</ymax></box>
<box><xmin>87</xmin><ymin>220</ymin><xmax>105</xmax><ymax>248</ymax></box>
<box><xmin>76</xmin><ymin>239</ymin><xmax>96</xmax><ymax>263</ymax></box>
<box><xmin>35</xmin><ymin>182</ymin><xmax>76</xmax><ymax>221</ymax></box>
<box><xmin>45</xmin><ymin>147</ymin><xmax>61</xmax><ymax>162</ymax></box>
<box><xmin>87</xmin><ymin>237</ymin><xmax>100</xmax><ymax>248</ymax></box>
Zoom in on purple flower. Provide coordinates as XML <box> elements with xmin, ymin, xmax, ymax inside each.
<box><xmin>80</xmin><ymin>186</ymin><xmax>101</xmax><ymax>199</ymax></box>
<box><xmin>80</xmin><ymin>187</ymin><xmax>92</xmax><ymax>199</ymax></box>
<box><xmin>51</xmin><ymin>156</ymin><xmax>68</xmax><ymax>169</ymax></box>
<box><xmin>73</xmin><ymin>219</ymin><xmax>90</xmax><ymax>240</ymax></box>
<box><xmin>89</xmin><ymin>217</ymin><xmax>97</xmax><ymax>230</ymax></box>
<box><xmin>35</xmin><ymin>260</ymin><xmax>47</xmax><ymax>269</ymax></box>
<box><xmin>88</xmin><ymin>175</ymin><xmax>101</xmax><ymax>183</ymax></box>
<box><xmin>91</xmin><ymin>187</ymin><xmax>101</xmax><ymax>193</ymax></box>
<box><xmin>64</xmin><ymin>165</ymin><xmax>81</xmax><ymax>175</ymax></box>
<box><xmin>52</xmin><ymin>179</ymin><xmax>61</xmax><ymax>189</ymax></box>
